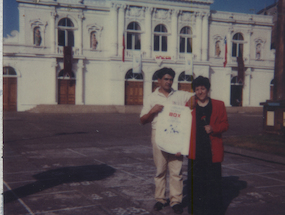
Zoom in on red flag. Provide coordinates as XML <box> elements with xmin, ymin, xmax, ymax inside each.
<box><xmin>122</xmin><ymin>33</ymin><xmax>125</xmax><ymax>62</ymax></box>
<box><xmin>223</xmin><ymin>36</ymin><xmax>227</xmax><ymax>67</ymax></box>
<box><xmin>64</xmin><ymin>46</ymin><xmax>72</xmax><ymax>77</ymax></box>
<box><xmin>237</xmin><ymin>57</ymin><xmax>244</xmax><ymax>84</ymax></box>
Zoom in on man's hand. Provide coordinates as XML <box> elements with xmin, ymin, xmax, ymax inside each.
<box><xmin>175</xmin><ymin>152</ymin><xmax>182</xmax><ymax>157</ymax></box>
<box><xmin>204</xmin><ymin>125</ymin><xmax>213</xmax><ymax>134</ymax></box>
<box><xmin>150</xmin><ymin>104</ymin><xmax>164</xmax><ymax>114</ymax></box>
<box><xmin>140</xmin><ymin>104</ymin><xmax>164</xmax><ymax>125</ymax></box>
<box><xmin>188</xmin><ymin>95</ymin><xmax>197</xmax><ymax>110</ymax></box>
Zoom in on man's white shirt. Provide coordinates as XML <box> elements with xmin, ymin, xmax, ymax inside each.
<box><xmin>140</xmin><ymin>87</ymin><xmax>194</xmax><ymax>129</ymax></box>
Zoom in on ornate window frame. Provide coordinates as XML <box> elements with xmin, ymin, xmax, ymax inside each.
<box><xmin>87</xmin><ymin>23</ymin><xmax>103</xmax><ymax>51</ymax></box>
<box><xmin>30</xmin><ymin>19</ymin><xmax>47</xmax><ymax>47</ymax></box>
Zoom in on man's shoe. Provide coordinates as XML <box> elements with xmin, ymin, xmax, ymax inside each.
<box><xmin>153</xmin><ymin>202</ymin><xmax>164</xmax><ymax>211</ymax></box>
<box><xmin>172</xmin><ymin>204</ymin><xmax>183</xmax><ymax>214</ymax></box>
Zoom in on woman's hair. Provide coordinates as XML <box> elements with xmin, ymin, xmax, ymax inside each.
<box><xmin>192</xmin><ymin>76</ymin><xmax>211</xmax><ymax>91</ymax></box>
<box><xmin>156</xmin><ymin>67</ymin><xmax>175</xmax><ymax>79</ymax></box>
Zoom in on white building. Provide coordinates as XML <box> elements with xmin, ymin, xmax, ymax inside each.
<box><xmin>3</xmin><ymin>0</ymin><xmax>275</xmax><ymax>111</ymax></box>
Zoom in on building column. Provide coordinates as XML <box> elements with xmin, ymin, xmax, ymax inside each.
<box><xmin>202</xmin><ymin>12</ymin><xmax>209</xmax><ymax>61</ymax></box>
<box><xmin>247</xmin><ymin>29</ymin><xmax>253</xmax><ymax>65</ymax></box>
<box><xmin>110</xmin><ymin>3</ymin><xmax>118</xmax><ymax>56</ymax></box>
<box><xmin>243</xmin><ymin>68</ymin><xmax>252</xmax><ymax>106</ymax></box>
<box><xmin>195</xmin><ymin>12</ymin><xmax>202</xmax><ymax>61</ymax></box>
<box><xmin>145</xmin><ymin>7</ymin><xmax>153</xmax><ymax>59</ymax></box>
<box><xmin>171</xmin><ymin>9</ymin><xmax>179</xmax><ymax>61</ymax></box>
<box><xmin>75</xmin><ymin>59</ymin><xmax>84</xmax><ymax>105</ymax></box>
<box><xmin>78</xmin><ymin>13</ymin><xmax>85</xmax><ymax>55</ymax></box>
<box><xmin>118</xmin><ymin>4</ymin><xmax>126</xmax><ymax>59</ymax></box>
<box><xmin>225</xmin><ymin>67</ymin><xmax>232</xmax><ymax>106</ymax></box>
<box><xmin>51</xmin><ymin>61</ymin><xmax>58</xmax><ymax>104</ymax></box>
<box><xmin>50</xmin><ymin>11</ymin><xmax>57</xmax><ymax>54</ymax></box>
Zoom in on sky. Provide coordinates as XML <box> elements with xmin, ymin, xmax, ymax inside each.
<box><xmin>3</xmin><ymin>0</ymin><xmax>278</xmax><ymax>37</ymax></box>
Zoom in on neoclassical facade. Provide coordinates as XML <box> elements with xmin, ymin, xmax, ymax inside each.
<box><xmin>3</xmin><ymin>0</ymin><xmax>275</xmax><ymax>111</ymax></box>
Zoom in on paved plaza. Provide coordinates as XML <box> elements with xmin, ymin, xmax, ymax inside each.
<box><xmin>3</xmin><ymin>111</ymin><xmax>285</xmax><ymax>215</ymax></box>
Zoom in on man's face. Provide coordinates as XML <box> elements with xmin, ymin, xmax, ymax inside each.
<box><xmin>158</xmin><ymin>74</ymin><xmax>174</xmax><ymax>91</ymax></box>
<box><xmin>195</xmin><ymin>85</ymin><xmax>209</xmax><ymax>102</ymax></box>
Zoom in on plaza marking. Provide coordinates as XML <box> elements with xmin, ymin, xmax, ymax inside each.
<box><xmin>111</xmin><ymin>207</ymin><xmax>150</xmax><ymax>215</ymax></box>
<box><xmin>256</xmin><ymin>184</ymin><xmax>285</xmax><ymax>189</ymax></box>
<box><xmin>31</xmin><ymin>205</ymin><xmax>98</xmax><ymax>214</ymax></box>
<box><xmin>223</xmin><ymin>166</ymin><xmax>285</xmax><ymax>183</ymax></box>
<box><xmin>91</xmin><ymin>193</ymin><xmax>103</xmax><ymax>200</ymax></box>
<box><xmin>4</xmin><ymin>181</ymin><xmax>35</xmax><ymax>215</ymax></box>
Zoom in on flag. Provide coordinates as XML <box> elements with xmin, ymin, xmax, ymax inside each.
<box><xmin>122</xmin><ymin>33</ymin><xmax>125</xmax><ymax>62</ymax></box>
<box><xmin>237</xmin><ymin>57</ymin><xmax>244</xmax><ymax>84</ymax></box>
<box><xmin>223</xmin><ymin>36</ymin><xmax>227</xmax><ymax>67</ymax></box>
<box><xmin>185</xmin><ymin>53</ymin><xmax>193</xmax><ymax>75</ymax></box>
<box><xmin>132</xmin><ymin>50</ymin><xmax>142</xmax><ymax>74</ymax></box>
<box><xmin>64</xmin><ymin>46</ymin><xmax>72</xmax><ymax>77</ymax></box>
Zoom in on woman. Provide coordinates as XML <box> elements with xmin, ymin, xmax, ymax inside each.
<box><xmin>187</xmin><ymin>76</ymin><xmax>229</xmax><ymax>215</ymax></box>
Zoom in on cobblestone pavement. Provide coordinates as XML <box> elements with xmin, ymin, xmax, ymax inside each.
<box><xmin>3</xmin><ymin>112</ymin><xmax>285</xmax><ymax>215</ymax></box>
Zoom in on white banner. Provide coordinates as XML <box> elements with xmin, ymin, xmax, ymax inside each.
<box><xmin>132</xmin><ymin>50</ymin><xmax>142</xmax><ymax>74</ymax></box>
<box><xmin>185</xmin><ymin>53</ymin><xmax>193</xmax><ymax>75</ymax></box>
<box><xmin>155</xmin><ymin>104</ymin><xmax>192</xmax><ymax>155</ymax></box>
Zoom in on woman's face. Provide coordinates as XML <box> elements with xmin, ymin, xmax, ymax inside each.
<box><xmin>195</xmin><ymin>85</ymin><xmax>209</xmax><ymax>102</ymax></box>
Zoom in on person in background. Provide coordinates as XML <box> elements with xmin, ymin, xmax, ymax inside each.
<box><xmin>187</xmin><ymin>76</ymin><xmax>229</xmax><ymax>215</ymax></box>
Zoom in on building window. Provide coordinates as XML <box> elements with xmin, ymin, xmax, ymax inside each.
<box><xmin>154</xmin><ymin>24</ymin><xmax>168</xmax><ymax>52</ymax></box>
<box><xmin>126</xmin><ymin>22</ymin><xmax>141</xmax><ymax>50</ymax></box>
<box><xmin>33</xmin><ymin>27</ymin><xmax>42</xmax><ymax>46</ymax></box>
<box><xmin>58</xmin><ymin>18</ymin><xmax>74</xmax><ymax>47</ymax></box>
<box><xmin>125</xmin><ymin>69</ymin><xmax>143</xmax><ymax>80</ymax></box>
<box><xmin>179</xmin><ymin>27</ymin><xmax>192</xmax><ymax>53</ymax></box>
<box><xmin>232</xmin><ymin>33</ymin><xmax>243</xmax><ymax>57</ymax></box>
<box><xmin>90</xmin><ymin>31</ymin><xmax>98</xmax><ymax>49</ymax></box>
<box><xmin>3</xmin><ymin>66</ymin><xmax>17</xmax><ymax>76</ymax></box>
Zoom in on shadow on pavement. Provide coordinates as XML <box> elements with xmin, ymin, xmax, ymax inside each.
<box><xmin>182</xmin><ymin>176</ymin><xmax>247</xmax><ymax>214</ymax></box>
<box><xmin>4</xmin><ymin>164</ymin><xmax>116</xmax><ymax>203</ymax></box>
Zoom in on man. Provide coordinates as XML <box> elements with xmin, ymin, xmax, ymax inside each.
<box><xmin>140</xmin><ymin>67</ymin><xmax>195</xmax><ymax>214</ymax></box>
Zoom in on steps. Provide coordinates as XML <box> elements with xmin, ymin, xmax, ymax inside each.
<box><xmin>27</xmin><ymin>104</ymin><xmax>263</xmax><ymax>114</ymax></box>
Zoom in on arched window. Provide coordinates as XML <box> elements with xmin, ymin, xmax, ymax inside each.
<box><xmin>154</xmin><ymin>24</ymin><xmax>168</xmax><ymax>52</ymax></box>
<box><xmin>125</xmin><ymin>69</ymin><xmax>143</xmax><ymax>80</ymax></box>
<box><xmin>33</xmin><ymin>27</ymin><xmax>42</xmax><ymax>46</ymax></box>
<box><xmin>179</xmin><ymin>27</ymin><xmax>192</xmax><ymax>53</ymax></box>
<box><xmin>3</xmin><ymin>66</ymin><xmax>17</xmax><ymax>76</ymax></box>
<box><xmin>58</xmin><ymin>70</ymin><xmax>75</xmax><ymax>79</ymax></box>
<box><xmin>232</xmin><ymin>33</ymin><xmax>244</xmax><ymax>57</ymax></box>
<box><xmin>126</xmin><ymin>22</ymin><xmax>141</xmax><ymax>50</ymax></box>
<box><xmin>58</xmin><ymin>18</ymin><xmax>74</xmax><ymax>47</ymax></box>
<box><xmin>90</xmin><ymin>31</ymin><xmax>98</xmax><ymax>49</ymax></box>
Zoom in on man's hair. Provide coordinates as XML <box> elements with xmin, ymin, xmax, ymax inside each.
<box><xmin>156</xmin><ymin>67</ymin><xmax>175</xmax><ymax>79</ymax></box>
<box><xmin>192</xmin><ymin>76</ymin><xmax>211</xmax><ymax>91</ymax></box>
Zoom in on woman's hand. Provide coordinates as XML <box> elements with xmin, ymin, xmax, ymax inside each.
<box><xmin>204</xmin><ymin>125</ymin><xmax>213</xmax><ymax>134</ymax></box>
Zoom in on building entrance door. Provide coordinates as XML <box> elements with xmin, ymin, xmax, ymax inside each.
<box><xmin>58</xmin><ymin>70</ymin><xmax>75</xmax><ymax>105</ymax></box>
<box><xmin>3</xmin><ymin>67</ymin><xmax>17</xmax><ymax>111</ymax></box>
<box><xmin>125</xmin><ymin>81</ymin><xmax>143</xmax><ymax>105</ymax></box>
<box><xmin>58</xmin><ymin>79</ymin><xmax>75</xmax><ymax>104</ymax></box>
<box><xmin>3</xmin><ymin>77</ymin><xmax>17</xmax><ymax>111</ymax></box>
